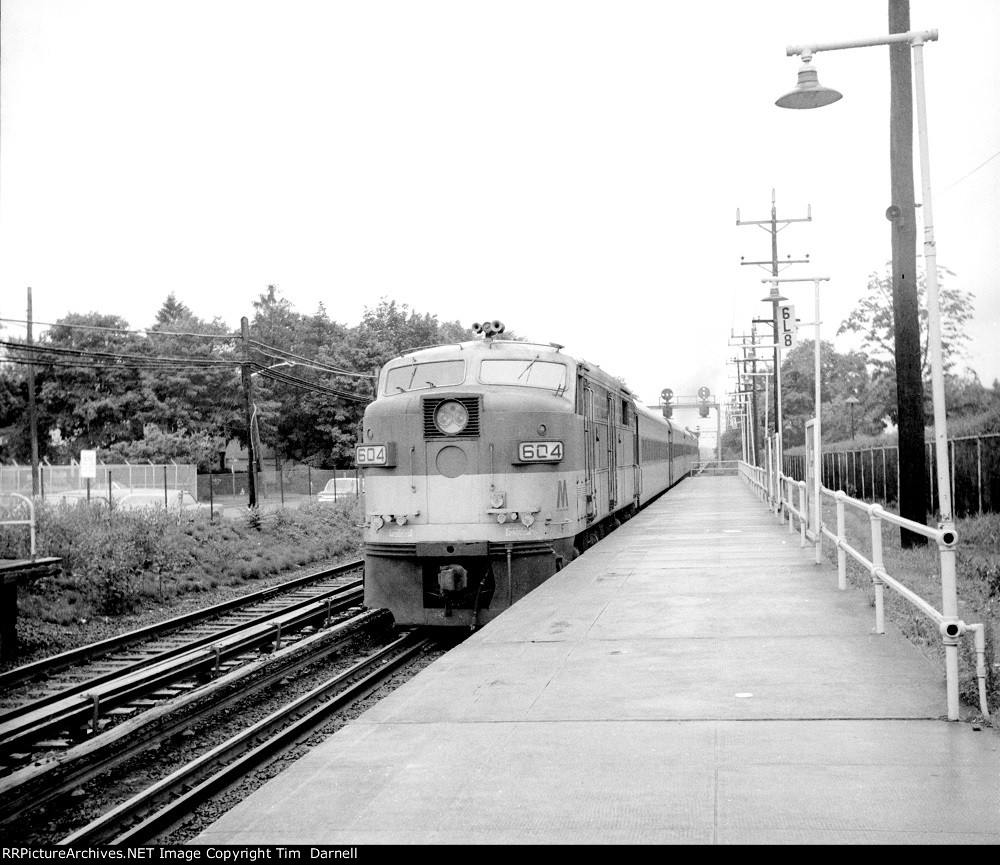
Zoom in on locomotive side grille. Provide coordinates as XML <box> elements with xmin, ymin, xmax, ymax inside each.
<box><xmin>422</xmin><ymin>396</ymin><xmax>481</xmax><ymax>438</ymax></box>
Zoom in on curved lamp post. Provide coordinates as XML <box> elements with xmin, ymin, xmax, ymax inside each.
<box><xmin>776</xmin><ymin>28</ymin><xmax>961</xmax><ymax>719</ymax></box>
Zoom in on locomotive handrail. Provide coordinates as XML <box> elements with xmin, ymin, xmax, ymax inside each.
<box><xmin>737</xmin><ymin>459</ymin><xmax>989</xmax><ymax>721</ymax></box>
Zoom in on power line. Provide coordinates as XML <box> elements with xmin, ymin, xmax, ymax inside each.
<box><xmin>2</xmin><ymin>355</ymin><xmax>240</xmax><ymax>373</ymax></box>
<box><xmin>0</xmin><ymin>340</ymin><xmax>236</xmax><ymax>367</ymax></box>
<box><xmin>938</xmin><ymin>149</ymin><xmax>1000</xmax><ymax>195</ymax></box>
<box><xmin>0</xmin><ymin>316</ymin><xmax>239</xmax><ymax>341</ymax></box>
<box><xmin>255</xmin><ymin>366</ymin><xmax>371</xmax><ymax>402</ymax></box>
<box><xmin>247</xmin><ymin>340</ymin><xmax>376</xmax><ymax>378</ymax></box>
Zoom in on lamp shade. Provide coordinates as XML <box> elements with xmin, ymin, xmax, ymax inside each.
<box><xmin>775</xmin><ymin>61</ymin><xmax>843</xmax><ymax>109</ymax></box>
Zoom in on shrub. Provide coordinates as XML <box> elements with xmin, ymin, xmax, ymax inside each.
<box><xmin>4</xmin><ymin>498</ymin><xmax>363</xmax><ymax>631</ymax></box>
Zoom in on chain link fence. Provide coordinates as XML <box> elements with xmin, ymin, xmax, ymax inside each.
<box><xmin>197</xmin><ymin>466</ymin><xmax>362</xmax><ymax>507</ymax></box>
<box><xmin>0</xmin><ymin>462</ymin><xmax>198</xmax><ymax>501</ymax></box>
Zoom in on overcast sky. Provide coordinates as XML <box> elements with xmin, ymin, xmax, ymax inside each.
<box><xmin>1</xmin><ymin>1</ymin><xmax>997</xmax><ymax>442</ymax></box>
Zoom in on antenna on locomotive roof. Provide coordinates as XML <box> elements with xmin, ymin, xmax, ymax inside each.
<box><xmin>472</xmin><ymin>320</ymin><xmax>505</xmax><ymax>342</ymax></box>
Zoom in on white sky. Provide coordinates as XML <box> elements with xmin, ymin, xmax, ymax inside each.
<box><xmin>1</xmin><ymin>1</ymin><xmax>998</xmax><ymax>443</ymax></box>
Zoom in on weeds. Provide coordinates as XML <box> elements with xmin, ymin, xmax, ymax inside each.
<box><xmin>814</xmin><ymin>499</ymin><xmax>1000</xmax><ymax>719</ymax></box>
<box><xmin>1</xmin><ymin>497</ymin><xmax>364</xmax><ymax>646</ymax></box>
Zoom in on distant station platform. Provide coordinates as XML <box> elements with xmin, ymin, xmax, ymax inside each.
<box><xmin>193</xmin><ymin>476</ymin><xmax>1000</xmax><ymax>845</ymax></box>
<box><xmin>0</xmin><ymin>557</ymin><xmax>61</xmax><ymax>662</ymax></box>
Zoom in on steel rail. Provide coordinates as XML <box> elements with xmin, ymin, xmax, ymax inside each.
<box><xmin>0</xmin><ymin>610</ymin><xmax>391</xmax><ymax>825</ymax></box>
<box><xmin>60</xmin><ymin>632</ymin><xmax>430</xmax><ymax>846</ymax></box>
<box><xmin>0</xmin><ymin>586</ymin><xmax>363</xmax><ymax>756</ymax></box>
<box><xmin>0</xmin><ymin>558</ymin><xmax>364</xmax><ymax>690</ymax></box>
<box><xmin>0</xmin><ymin>577</ymin><xmax>362</xmax><ymax>726</ymax></box>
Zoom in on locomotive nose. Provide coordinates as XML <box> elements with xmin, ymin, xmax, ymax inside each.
<box><xmin>437</xmin><ymin>564</ymin><xmax>468</xmax><ymax>594</ymax></box>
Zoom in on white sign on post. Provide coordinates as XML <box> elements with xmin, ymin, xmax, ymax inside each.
<box><xmin>80</xmin><ymin>449</ymin><xmax>97</xmax><ymax>479</ymax></box>
<box><xmin>778</xmin><ymin>304</ymin><xmax>797</xmax><ymax>349</ymax></box>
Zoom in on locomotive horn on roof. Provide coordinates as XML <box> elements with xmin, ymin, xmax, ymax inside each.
<box><xmin>472</xmin><ymin>320</ymin><xmax>505</xmax><ymax>337</ymax></box>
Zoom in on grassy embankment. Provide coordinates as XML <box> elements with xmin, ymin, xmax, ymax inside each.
<box><xmin>795</xmin><ymin>491</ymin><xmax>1000</xmax><ymax>720</ymax></box>
<box><xmin>0</xmin><ymin>498</ymin><xmax>364</xmax><ymax>665</ymax></box>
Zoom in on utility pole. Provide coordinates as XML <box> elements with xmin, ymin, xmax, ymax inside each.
<box><xmin>240</xmin><ymin>316</ymin><xmax>258</xmax><ymax>509</ymax></box>
<box><xmin>730</xmin><ymin>327</ymin><xmax>763</xmax><ymax>466</ymax></box>
<box><xmin>889</xmin><ymin>0</ymin><xmax>928</xmax><ymax>546</ymax></box>
<box><xmin>26</xmin><ymin>288</ymin><xmax>40</xmax><ymax>496</ymax></box>
<box><xmin>737</xmin><ymin>190</ymin><xmax>811</xmax><ymax>441</ymax></box>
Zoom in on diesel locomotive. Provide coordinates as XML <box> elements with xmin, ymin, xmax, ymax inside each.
<box><xmin>354</xmin><ymin>321</ymin><xmax>698</xmax><ymax>629</ymax></box>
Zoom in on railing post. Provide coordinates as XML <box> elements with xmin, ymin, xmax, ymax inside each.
<box><xmin>870</xmin><ymin>505</ymin><xmax>885</xmax><ymax>635</ymax></box>
<box><xmin>977</xmin><ymin>437</ymin><xmax>983</xmax><ymax>515</ymax></box>
<box><xmin>798</xmin><ymin>480</ymin><xmax>806</xmax><ymax>548</ymax></box>
<box><xmin>937</xmin><ymin>524</ymin><xmax>961</xmax><ymax>721</ymax></box>
<box><xmin>835</xmin><ymin>491</ymin><xmax>847</xmax><ymax>590</ymax></box>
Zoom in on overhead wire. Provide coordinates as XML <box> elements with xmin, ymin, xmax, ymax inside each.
<box><xmin>1</xmin><ymin>356</ymin><xmax>240</xmax><ymax>373</ymax></box>
<box><xmin>0</xmin><ymin>330</ymin><xmax>376</xmax><ymax>397</ymax></box>
<box><xmin>938</xmin><ymin>149</ymin><xmax>1000</xmax><ymax>196</ymax></box>
<box><xmin>247</xmin><ymin>340</ymin><xmax>376</xmax><ymax>378</ymax></box>
<box><xmin>0</xmin><ymin>340</ymin><xmax>236</xmax><ymax>367</ymax></box>
<box><xmin>254</xmin><ymin>366</ymin><xmax>371</xmax><ymax>402</ymax></box>
<box><xmin>0</xmin><ymin>316</ymin><xmax>239</xmax><ymax>341</ymax></box>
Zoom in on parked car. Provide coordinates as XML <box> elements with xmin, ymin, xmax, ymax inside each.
<box><xmin>46</xmin><ymin>485</ymin><xmax>208</xmax><ymax>515</ymax></box>
<box><xmin>50</xmin><ymin>489</ymin><xmax>111</xmax><ymax>506</ymax></box>
<box><xmin>116</xmin><ymin>489</ymin><xmax>210</xmax><ymax>514</ymax></box>
<box><xmin>317</xmin><ymin>478</ymin><xmax>359</xmax><ymax>503</ymax></box>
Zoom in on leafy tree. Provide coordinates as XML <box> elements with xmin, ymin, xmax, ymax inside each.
<box><xmin>779</xmin><ymin>339</ymin><xmax>873</xmax><ymax>447</ymax></box>
<box><xmin>19</xmin><ymin>313</ymin><xmax>148</xmax><ymax>459</ymax></box>
<box><xmin>839</xmin><ymin>265</ymin><xmax>974</xmax><ymax>376</ymax></box>
<box><xmin>838</xmin><ymin>266</ymin><xmax>977</xmax><ymax>425</ymax></box>
<box><xmin>136</xmin><ymin>295</ymin><xmax>241</xmax><ymax>466</ymax></box>
<box><xmin>248</xmin><ymin>296</ymin><xmax>474</xmax><ymax>468</ymax></box>
<box><xmin>105</xmin><ymin>424</ymin><xmax>223</xmax><ymax>470</ymax></box>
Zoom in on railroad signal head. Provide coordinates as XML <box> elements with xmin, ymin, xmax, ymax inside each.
<box><xmin>697</xmin><ymin>386</ymin><xmax>711</xmax><ymax>400</ymax></box>
<box><xmin>699</xmin><ymin>404</ymin><xmax>710</xmax><ymax>418</ymax></box>
<box><xmin>660</xmin><ymin>388</ymin><xmax>673</xmax><ymax>403</ymax></box>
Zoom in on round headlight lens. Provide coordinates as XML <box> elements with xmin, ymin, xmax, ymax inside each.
<box><xmin>435</xmin><ymin>400</ymin><xmax>469</xmax><ymax>435</ymax></box>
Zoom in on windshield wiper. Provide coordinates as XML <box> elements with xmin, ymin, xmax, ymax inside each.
<box><xmin>517</xmin><ymin>357</ymin><xmax>539</xmax><ymax>381</ymax></box>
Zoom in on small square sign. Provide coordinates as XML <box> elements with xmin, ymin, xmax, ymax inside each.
<box><xmin>80</xmin><ymin>449</ymin><xmax>97</xmax><ymax>479</ymax></box>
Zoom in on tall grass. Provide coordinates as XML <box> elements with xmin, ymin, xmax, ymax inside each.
<box><xmin>0</xmin><ymin>498</ymin><xmax>364</xmax><ymax>640</ymax></box>
<box><xmin>812</xmin><ymin>497</ymin><xmax>1000</xmax><ymax>718</ymax></box>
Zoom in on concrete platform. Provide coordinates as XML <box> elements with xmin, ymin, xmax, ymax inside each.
<box><xmin>193</xmin><ymin>476</ymin><xmax>1000</xmax><ymax>845</ymax></box>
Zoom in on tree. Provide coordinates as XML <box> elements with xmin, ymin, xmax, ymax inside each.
<box><xmin>779</xmin><ymin>340</ymin><xmax>872</xmax><ymax>447</ymax></box>
<box><xmin>28</xmin><ymin>313</ymin><xmax>146</xmax><ymax>458</ymax></box>
<box><xmin>838</xmin><ymin>265</ymin><xmax>976</xmax><ymax>425</ymax></box>
<box><xmin>135</xmin><ymin>296</ymin><xmax>240</xmax><ymax>470</ymax></box>
<box><xmin>839</xmin><ymin>266</ymin><xmax>975</xmax><ymax>376</ymax></box>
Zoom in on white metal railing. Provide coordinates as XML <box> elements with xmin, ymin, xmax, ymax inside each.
<box><xmin>739</xmin><ymin>460</ymin><xmax>768</xmax><ymax>501</ymax></box>
<box><xmin>737</xmin><ymin>459</ymin><xmax>990</xmax><ymax>721</ymax></box>
<box><xmin>0</xmin><ymin>493</ymin><xmax>37</xmax><ymax>560</ymax></box>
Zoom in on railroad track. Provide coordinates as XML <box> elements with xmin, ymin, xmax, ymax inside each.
<box><xmin>0</xmin><ymin>603</ymin><xmax>402</xmax><ymax>835</ymax></box>
<box><xmin>0</xmin><ymin>558</ymin><xmax>364</xmax><ymax>776</ymax></box>
<box><xmin>59</xmin><ymin>630</ymin><xmax>434</xmax><ymax>846</ymax></box>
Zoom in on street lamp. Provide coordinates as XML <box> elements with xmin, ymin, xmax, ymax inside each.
<box><xmin>774</xmin><ymin>30</ymin><xmax>949</xmax><ymax>521</ymax></box>
<box><xmin>845</xmin><ymin>395</ymin><xmax>860</xmax><ymax>442</ymax></box>
<box><xmin>775</xmin><ymin>28</ymin><xmax>961</xmax><ymax>719</ymax></box>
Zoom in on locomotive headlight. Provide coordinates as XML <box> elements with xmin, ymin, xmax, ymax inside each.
<box><xmin>434</xmin><ymin>400</ymin><xmax>469</xmax><ymax>436</ymax></box>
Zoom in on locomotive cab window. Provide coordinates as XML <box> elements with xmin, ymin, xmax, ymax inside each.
<box><xmin>479</xmin><ymin>358</ymin><xmax>568</xmax><ymax>393</ymax></box>
<box><xmin>384</xmin><ymin>360</ymin><xmax>465</xmax><ymax>395</ymax></box>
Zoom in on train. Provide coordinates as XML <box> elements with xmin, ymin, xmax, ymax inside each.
<box><xmin>354</xmin><ymin>320</ymin><xmax>698</xmax><ymax>629</ymax></box>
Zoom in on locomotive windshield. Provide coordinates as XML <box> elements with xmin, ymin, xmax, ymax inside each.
<box><xmin>479</xmin><ymin>358</ymin><xmax>568</xmax><ymax>393</ymax></box>
<box><xmin>384</xmin><ymin>359</ymin><xmax>466</xmax><ymax>394</ymax></box>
